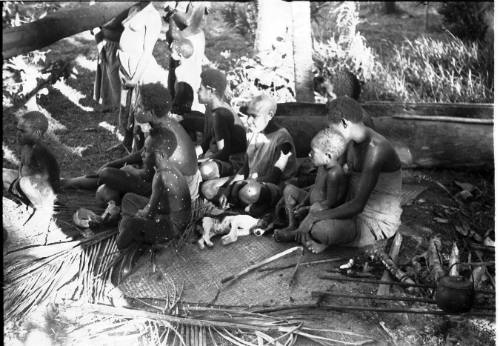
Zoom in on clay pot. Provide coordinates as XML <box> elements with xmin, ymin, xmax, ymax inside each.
<box><xmin>435</xmin><ymin>275</ymin><xmax>474</xmax><ymax>313</ymax></box>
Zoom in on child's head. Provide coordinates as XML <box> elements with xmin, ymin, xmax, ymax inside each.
<box><xmin>198</xmin><ymin>68</ymin><xmax>227</xmax><ymax>104</ymax></box>
<box><xmin>172</xmin><ymin>82</ymin><xmax>194</xmax><ymax>115</ymax></box>
<box><xmin>170</xmin><ymin>37</ymin><xmax>194</xmax><ymax>60</ymax></box>
<box><xmin>17</xmin><ymin>111</ymin><xmax>48</xmax><ymax>144</ymax></box>
<box><xmin>243</xmin><ymin>94</ymin><xmax>277</xmax><ymax>133</ymax></box>
<box><xmin>135</xmin><ymin>83</ymin><xmax>172</xmax><ymax>123</ymax></box>
<box><xmin>142</xmin><ymin>127</ymin><xmax>178</xmax><ymax>168</ymax></box>
<box><xmin>309</xmin><ymin>127</ymin><xmax>347</xmax><ymax>167</ymax></box>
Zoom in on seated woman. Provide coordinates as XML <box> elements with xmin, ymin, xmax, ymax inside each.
<box><xmin>61</xmin><ymin>82</ymin><xmax>200</xmax><ymax>205</ymax></box>
<box><xmin>274</xmin><ymin>127</ymin><xmax>348</xmax><ymax>240</ymax></box>
<box><xmin>197</xmin><ymin>69</ymin><xmax>247</xmax><ymax>182</ymax></box>
<box><xmin>282</xmin><ymin>96</ymin><xmax>402</xmax><ymax>253</ymax></box>
<box><xmin>202</xmin><ymin>94</ymin><xmax>298</xmax><ymax>218</ymax></box>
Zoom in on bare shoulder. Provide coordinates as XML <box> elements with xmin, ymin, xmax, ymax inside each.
<box><xmin>367</xmin><ymin>129</ymin><xmax>401</xmax><ymax>170</ymax></box>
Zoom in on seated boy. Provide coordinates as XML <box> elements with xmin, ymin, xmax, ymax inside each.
<box><xmin>201</xmin><ymin>94</ymin><xmax>298</xmax><ymax>217</ymax></box>
<box><xmin>61</xmin><ymin>82</ymin><xmax>200</xmax><ymax>204</ymax></box>
<box><xmin>283</xmin><ymin>96</ymin><xmax>402</xmax><ymax>253</ymax></box>
<box><xmin>117</xmin><ymin>126</ymin><xmax>192</xmax><ymax>252</ymax></box>
<box><xmin>197</xmin><ymin>69</ymin><xmax>247</xmax><ymax>182</ymax></box>
<box><xmin>274</xmin><ymin>127</ymin><xmax>348</xmax><ymax>241</ymax></box>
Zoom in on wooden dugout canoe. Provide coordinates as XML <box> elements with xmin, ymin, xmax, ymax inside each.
<box><xmin>274</xmin><ymin>101</ymin><xmax>494</xmax><ymax>169</ymax></box>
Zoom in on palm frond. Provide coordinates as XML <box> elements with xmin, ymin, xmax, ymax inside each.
<box><xmin>4</xmin><ymin>229</ymin><xmax>119</xmax><ymax>322</ymax></box>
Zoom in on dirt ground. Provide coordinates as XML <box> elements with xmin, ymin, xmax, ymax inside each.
<box><xmin>2</xmin><ymin>2</ymin><xmax>495</xmax><ymax>345</ymax></box>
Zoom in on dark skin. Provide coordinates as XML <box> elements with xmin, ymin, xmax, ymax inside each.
<box><xmin>136</xmin><ymin>136</ymin><xmax>191</xmax><ymax>219</ymax></box>
<box><xmin>62</xmin><ymin>105</ymin><xmax>197</xmax><ymax>192</ymax></box>
<box><xmin>295</xmin><ymin>124</ymin><xmax>401</xmax><ymax>250</ymax></box>
<box><xmin>10</xmin><ymin>118</ymin><xmax>60</xmax><ymax>208</ymax></box>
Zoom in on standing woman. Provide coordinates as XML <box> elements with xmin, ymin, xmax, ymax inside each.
<box><xmin>116</xmin><ymin>2</ymin><xmax>168</xmax><ymax>152</ymax></box>
<box><xmin>92</xmin><ymin>12</ymin><xmax>126</xmax><ymax>112</ymax></box>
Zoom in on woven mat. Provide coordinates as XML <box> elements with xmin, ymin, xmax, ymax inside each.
<box><xmin>119</xmin><ymin>183</ymin><xmax>428</xmax><ymax>305</ymax></box>
<box><xmin>120</xmin><ymin>236</ymin><xmax>360</xmax><ymax>306</ymax></box>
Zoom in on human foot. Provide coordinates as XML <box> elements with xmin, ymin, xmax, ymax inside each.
<box><xmin>273</xmin><ymin>228</ymin><xmax>297</xmax><ymax>243</ymax></box>
<box><xmin>305</xmin><ymin>239</ymin><xmax>328</xmax><ymax>254</ymax></box>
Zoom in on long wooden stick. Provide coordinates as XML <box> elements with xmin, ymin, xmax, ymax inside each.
<box><xmin>221</xmin><ymin>246</ymin><xmax>303</xmax><ymax>284</ymax></box>
<box><xmin>313</xmin><ymin>291</ymin><xmax>435</xmax><ymax>304</ymax></box>
<box><xmin>258</xmin><ymin>257</ymin><xmax>345</xmax><ymax>272</ymax></box>
<box><xmin>319</xmin><ymin>274</ymin><xmax>495</xmax><ymax>295</ymax></box>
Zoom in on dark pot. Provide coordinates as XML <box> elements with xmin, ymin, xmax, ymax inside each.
<box><xmin>435</xmin><ymin>275</ymin><xmax>474</xmax><ymax>313</ymax></box>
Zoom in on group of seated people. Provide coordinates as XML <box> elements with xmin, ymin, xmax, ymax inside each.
<box><xmin>4</xmin><ymin>70</ymin><xmax>402</xmax><ymax>259</ymax></box>
<box><xmin>3</xmin><ymin>3</ymin><xmax>403</xmax><ymax>280</ymax></box>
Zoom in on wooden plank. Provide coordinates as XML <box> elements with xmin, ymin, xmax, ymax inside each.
<box><xmin>3</xmin><ymin>2</ymin><xmax>138</xmax><ymax>59</ymax></box>
<box><xmin>274</xmin><ymin>114</ymin><xmax>493</xmax><ymax>169</ymax></box>
<box><xmin>377</xmin><ymin>232</ymin><xmax>403</xmax><ymax>296</ymax></box>
<box><xmin>276</xmin><ymin>102</ymin><xmax>494</xmax><ymax>119</ymax></box>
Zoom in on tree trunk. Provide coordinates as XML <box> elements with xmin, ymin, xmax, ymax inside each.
<box><xmin>253</xmin><ymin>0</ymin><xmax>294</xmax><ymax>88</ymax></box>
<box><xmin>3</xmin><ymin>2</ymin><xmax>138</xmax><ymax>59</ymax></box>
<box><xmin>291</xmin><ymin>1</ymin><xmax>314</xmax><ymax>102</ymax></box>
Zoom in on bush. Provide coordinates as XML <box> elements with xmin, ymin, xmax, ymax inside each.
<box><xmin>312</xmin><ymin>2</ymin><xmax>493</xmax><ymax>103</ymax></box>
<box><xmin>219</xmin><ymin>2</ymin><xmax>257</xmax><ymax>42</ymax></box>
<box><xmin>438</xmin><ymin>2</ymin><xmax>493</xmax><ymax>42</ymax></box>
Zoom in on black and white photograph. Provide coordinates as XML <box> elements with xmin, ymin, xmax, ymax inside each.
<box><xmin>2</xmin><ymin>1</ymin><xmax>495</xmax><ymax>345</ymax></box>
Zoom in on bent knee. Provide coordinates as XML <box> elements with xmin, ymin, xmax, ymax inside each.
<box><xmin>200</xmin><ymin>181</ymin><xmax>218</xmax><ymax>200</ymax></box>
<box><xmin>96</xmin><ymin>184</ymin><xmax>120</xmax><ymax>207</ymax></box>
<box><xmin>327</xmin><ymin>165</ymin><xmax>346</xmax><ymax>181</ymax></box>
<box><xmin>199</xmin><ymin>161</ymin><xmax>220</xmax><ymax>181</ymax></box>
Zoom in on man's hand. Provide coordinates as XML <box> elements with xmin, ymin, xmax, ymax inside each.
<box><xmin>123</xmin><ymin>78</ymin><xmax>137</xmax><ymax>89</ymax></box>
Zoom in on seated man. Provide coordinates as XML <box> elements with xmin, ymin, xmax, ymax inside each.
<box><xmin>117</xmin><ymin>126</ymin><xmax>191</xmax><ymax>251</ymax></box>
<box><xmin>201</xmin><ymin>94</ymin><xmax>298</xmax><ymax>217</ymax></box>
<box><xmin>197</xmin><ymin>69</ymin><xmax>247</xmax><ymax>182</ymax></box>
<box><xmin>282</xmin><ymin>96</ymin><xmax>402</xmax><ymax>253</ymax></box>
<box><xmin>61</xmin><ymin>82</ymin><xmax>200</xmax><ymax>205</ymax></box>
<box><xmin>274</xmin><ymin>127</ymin><xmax>348</xmax><ymax>241</ymax></box>
<box><xmin>3</xmin><ymin>111</ymin><xmax>61</xmax><ymax>247</ymax></box>
<box><xmin>3</xmin><ymin>111</ymin><xmax>60</xmax><ymax>210</ymax></box>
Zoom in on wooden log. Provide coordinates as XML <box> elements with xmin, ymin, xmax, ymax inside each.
<box><xmin>276</xmin><ymin>101</ymin><xmax>494</xmax><ymax>119</ymax></box>
<box><xmin>274</xmin><ymin>102</ymin><xmax>493</xmax><ymax>169</ymax></box>
<box><xmin>3</xmin><ymin>2</ymin><xmax>138</xmax><ymax>59</ymax></box>
<box><xmin>377</xmin><ymin>232</ymin><xmax>403</xmax><ymax>296</ymax></box>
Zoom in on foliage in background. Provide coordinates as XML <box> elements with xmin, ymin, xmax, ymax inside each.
<box><xmin>2</xmin><ymin>1</ymin><xmax>61</xmax><ymax>29</ymax></box>
<box><xmin>438</xmin><ymin>2</ymin><xmax>493</xmax><ymax>42</ymax></box>
<box><xmin>216</xmin><ymin>43</ymin><xmax>296</xmax><ymax>108</ymax></box>
<box><xmin>219</xmin><ymin>2</ymin><xmax>257</xmax><ymax>42</ymax></box>
<box><xmin>310</xmin><ymin>2</ymin><xmax>493</xmax><ymax>103</ymax></box>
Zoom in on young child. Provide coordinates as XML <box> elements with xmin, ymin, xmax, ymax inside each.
<box><xmin>286</xmin><ymin>96</ymin><xmax>402</xmax><ymax>254</ymax></box>
<box><xmin>197</xmin><ymin>69</ymin><xmax>247</xmax><ymax>183</ymax></box>
<box><xmin>274</xmin><ymin>127</ymin><xmax>348</xmax><ymax>241</ymax></box>
<box><xmin>202</xmin><ymin>94</ymin><xmax>298</xmax><ymax>218</ymax></box>
<box><xmin>117</xmin><ymin>126</ymin><xmax>192</xmax><ymax>252</ymax></box>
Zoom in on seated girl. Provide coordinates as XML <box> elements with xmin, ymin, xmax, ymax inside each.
<box><xmin>196</xmin><ymin>69</ymin><xmax>247</xmax><ymax>182</ymax></box>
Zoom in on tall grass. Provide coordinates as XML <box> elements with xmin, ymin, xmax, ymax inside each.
<box><xmin>311</xmin><ymin>2</ymin><xmax>493</xmax><ymax>103</ymax></box>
